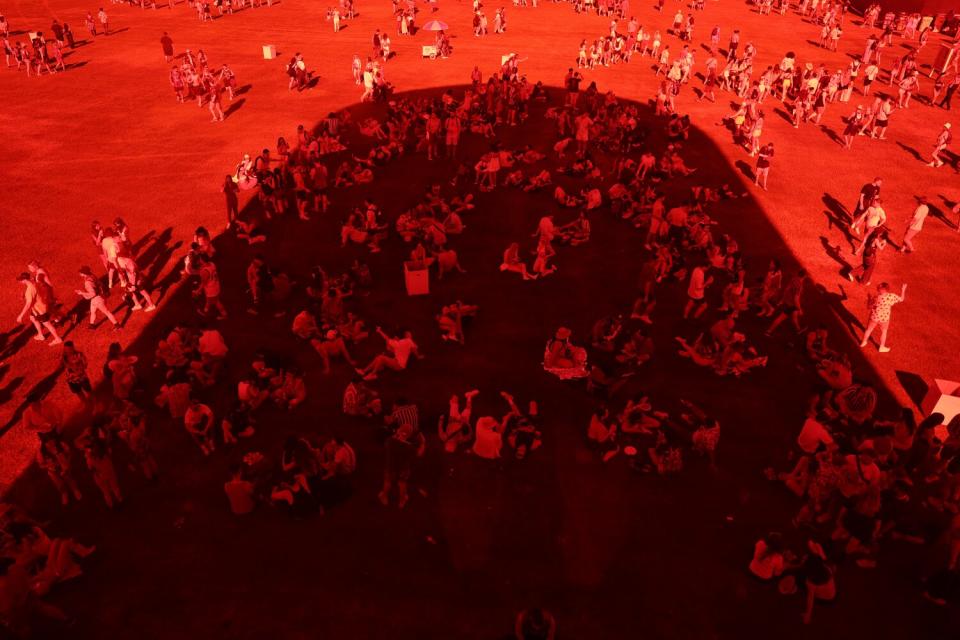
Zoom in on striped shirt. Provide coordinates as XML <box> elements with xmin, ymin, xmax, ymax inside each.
<box><xmin>390</xmin><ymin>404</ymin><xmax>418</xmax><ymax>431</ymax></box>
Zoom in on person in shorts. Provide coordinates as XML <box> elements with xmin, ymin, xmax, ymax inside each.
<box><xmin>62</xmin><ymin>341</ymin><xmax>92</xmax><ymax>401</ymax></box>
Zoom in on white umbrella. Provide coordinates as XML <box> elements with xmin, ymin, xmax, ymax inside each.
<box><xmin>422</xmin><ymin>19</ymin><xmax>449</xmax><ymax>31</ymax></box>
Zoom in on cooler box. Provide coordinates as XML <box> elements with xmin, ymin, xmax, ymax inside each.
<box><xmin>422</xmin><ymin>45</ymin><xmax>437</xmax><ymax>59</ymax></box>
<box><xmin>262</xmin><ymin>44</ymin><xmax>277</xmax><ymax>60</ymax></box>
<box><xmin>404</xmin><ymin>261</ymin><xmax>429</xmax><ymax>295</ymax></box>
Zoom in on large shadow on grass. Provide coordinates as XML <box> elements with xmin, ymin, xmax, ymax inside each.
<box><xmin>3</xmin><ymin>86</ymin><xmax>951</xmax><ymax>640</ymax></box>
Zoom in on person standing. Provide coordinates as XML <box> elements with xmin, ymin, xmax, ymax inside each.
<box><xmin>852</xmin><ymin>176</ymin><xmax>881</xmax><ymax>222</ymax></box>
<box><xmin>755</xmin><ymin>141</ymin><xmax>773</xmax><ymax>190</ymax></box>
<box><xmin>61</xmin><ymin>341</ymin><xmax>93</xmax><ymax>403</ymax></box>
<box><xmin>351</xmin><ymin>53</ymin><xmax>362</xmax><ymax>85</ymax></box>
<box><xmin>851</xmin><ymin>197</ymin><xmax>886</xmax><ymax>254</ymax></box>
<box><xmin>928</xmin><ymin>122</ymin><xmax>952</xmax><ymax>167</ymax></box>
<box><xmin>379</xmin><ymin>423</ymin><xmax>423</xmax><ymax>508</ymax></box>
<box><xmin>84</xmin><ymin>434</ymin><xmax>122</xmax><ymax>508</ymax></box>
<box><xmin>901</xmin><ymin>196</ymin><xmax>929</xmax><ymax>252</ymax></box>
<box><xmin>222</xmin><ymin>174</ymin><xmax>239</xmax><ymax>229</ymax></box>
<box><xmin>85</xmin><ymin>12</ymin><xmax>97</xmax><ymax>37</ymax></box>
<box><xmin>184</xmin><ymin>399</ymin><xmax>216</xmax><ymax>455</ymax></box>
<box><xmin>160</xmin><ymin>32</ymin><xmax>173</xmax><ymax>62</ymax></box>
<box><xmin>195</xmin><ymin>254</ymin><xmax>227</xmax><ymax>319</ymax></box>
<box><xmin>683</xmin><ymin>260</ymin><xmax>713</xmax><ymax>319</ymax></box>
<box><xmin>860</xmin><ymin>282</ymin><xmax>907</xmax><ymax>352</ymax></box>
<box><xmin>97</xmin><ymin>8</ymin><xmax>108</xmax><ymax>36</ymax></box>
<box><xmin>444</xmin><ymin>111</ymin><xmax>461</xmax><ymax>159</ymax></box>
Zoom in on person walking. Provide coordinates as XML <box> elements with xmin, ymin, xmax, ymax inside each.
<box><xmin>16</xmin><ymin>272</ymin><xmax>62</xmax><ymax>345</ymax></box>
<box><xmin>928</xmin><ymin>122</ymin><xmax>952</xmax><ymax>167</ymax></box>
<box><xmin>937</xmin><ymin>74</ymin><xmax>960</xmax><ymax>110</ymax></box>
<box><xmin>901</xmin><ymin>196</ymin><xmax>929</xmax><ymax>252</ymax></box>
<box><xmin>848</xmin><ymin>226</ymin><xmax>887</xmax><ymax>285</ymax></box>
<box><xmin>76</xmin><ymin>266</ymin><xmax>120</xmax><ymax>329</ymax></box>
<box><xmin>860</xmin><ymin>282</ymin><xmax>907</xmax><ymax>352</ymax></box>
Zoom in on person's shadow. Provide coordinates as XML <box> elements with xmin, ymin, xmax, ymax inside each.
<box><xmin>223</xmin><ymin>98</ymin><xmax>246</xmax><ymax>119</ymax></box>
<box><xmin>819</xmin><ymin>235</ymin><xmax>851</xmax><ymax>272</ymax></box>
<box><xmin>822</xmin><ymin>192</ymin><xmax>852</xmax><ymax>226</ymax></box>
<box><xmin>936</xmin><ymin>194</ymin><xmax>959</xmax><ymax>230</ymax></box>
<box><xmin>815</xmin><ymin>283</ymin><xmax>863</xmax><ymax>335</ymax></box>
<box><xmin>773</xmin><ymin>107</ymin><xmax>793</xmax><ymax>124</ymax></box>
<box><xmin>0</xmin><ymin>327</ymin><xmax>34</xmax><ymax>363</ymax></box>
<box><xmin>896</xmin><ymin>141</ymin><xmax>925</xmax><ymax>162</ymax></box>
<box><xmin>819</xmin><ymin>124</ymin><xmax>843</xmax><ymax>146</ymax></box>
<box><xmin>734</xmin><ymin>159</ymin><xmax>755</xmax><ymax>181</ymax></box>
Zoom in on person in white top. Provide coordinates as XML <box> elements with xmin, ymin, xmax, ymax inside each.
<box><xmin>851</xmin><ymin>199</ymin><xmax>886</xmax><ymax>255</ymax></box>
<box><xmin>900</xmin><ymin>196</ymin><xmax>929</xmax><ymax>253</ymax></box>
<box><xmin>748</xmin><ymin>534</ymin><xmax>787</xmax><ymax>580</ymax></box>
<box><xmin>356</xmin><ymin>327</ymin><xmax>421</xmax><ymax>380</ymax></box>
<box><xmin>683</xmin><ymin>261</ymin><xmax>713</xmax><ymax>319</ymax></box>
<box><xmin>797</xmin><ymin>417</ymin><xmax>833</xmax><ymax>453</ymax></box>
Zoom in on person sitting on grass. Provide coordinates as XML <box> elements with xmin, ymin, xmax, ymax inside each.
<box><xmin>557</xmin><ymin>211</ymin><xmax>591</xmax><ymax>245</ymax></box>
<box><xmin>437</xmin><ymin>301</ymin><xmax>479</xmax><ymax>344</ymax></box>
<box><xmin>438</xmin><ymin>390</ymin><xmax>479</xmax><ymax>453</ymax></box>
<box><xmin>311</xmin><ymin>329</ymin><xmax>357</xmax><ymax>373</ymax></box>
<box><xmin>500</xmin><ymin>242</ymin><xmax>537</xmax><ymax>280</ymax></box>
<box><xmin>342</xmin><ymin>376</ymin><xmax>382</xmax><ymax>418</ymax></box>
<box><xmin>543</xmin><ymin>327</ymin><xmax>588</xmax><ymax>379</ymax></box>
<box><xmin>355</xmin><ymin>327</ymin><xmax>421</xmax><ymax>381</ymax></box>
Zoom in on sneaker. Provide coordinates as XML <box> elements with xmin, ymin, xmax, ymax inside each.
<box><xmin>859</xmin><ymin>341</ymin><xmax>867</xmax><ymax>348</ymax></box>
<box><xmin>878</xmin><ymin>346</ymin><xmax>891</xmax><ymax>353</ymax></box>
<box><xmin>33</xmin><ymin>334</ymin><xmax>46</xmax><ymax>342</ymax></box>
<box><xmin>145</xmin><ymin>305</ymin><xmax>156</xmax><ymax>312</ymax></box>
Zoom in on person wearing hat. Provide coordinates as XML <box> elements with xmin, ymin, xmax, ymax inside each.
<box><xmin>928</xmin><ymin>122</ymin><xmax>952</xmax><ymax>167</ymax></box>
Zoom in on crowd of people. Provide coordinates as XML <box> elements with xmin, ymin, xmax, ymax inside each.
<box><xmin>4</xmin><ymin>0</ymin><xmax>960</xmax><ymax>636</ymax></box>
<box><xmin>166</xmin><ymin>42</ymin><xmax>239</xmax><ymax>122</ymax></box>
<box><xmin>1</xmin><ymin>16</ymin><xmax>83</xmax><ymax>76</ymax></box>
